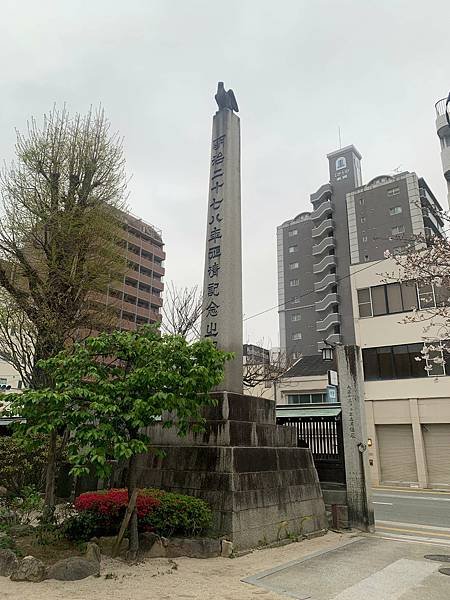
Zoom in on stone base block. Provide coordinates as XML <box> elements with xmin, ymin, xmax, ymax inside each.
<box><xmin>114</xmin><ymin>392</ymin><xmax>328</xmax><ymax>550</ymax></box>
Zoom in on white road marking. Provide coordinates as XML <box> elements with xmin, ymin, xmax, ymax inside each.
<box><xmin>333</xmin><ymin>558</ymin><xmax>438</xmax><ymax>599</ymax></box>
<box><xmin>377</xmin><ymin>520</ymin><xmax>450</xmax><ymax>532</ymax></box>
<box><xmin>373</xmin><ymin>493</ymin><xmax>450</xmax><ymax>502</ymax></box>
<box><xmin>376</xmin><ymin>532</ymin><xmax>450</xmax><ymax>547</ymax></box>
<box><xmin>373</xmin><ymin>501</ymin><xmax>393</xmax><ymax>505</ymax></box>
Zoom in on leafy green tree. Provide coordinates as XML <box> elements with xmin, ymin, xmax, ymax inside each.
<box><xmin>0</xmin><ymin>106</ymin><xmax>128</xmax><ymax>510</ymax></box>
<box><xmin>8</xmin><ymin>326</ymin><xmax>232</xmax><ymax>557</ymax></box>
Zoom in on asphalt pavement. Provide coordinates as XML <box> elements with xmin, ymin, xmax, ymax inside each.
<box><xmin>243</xmin><ymin>536</ymin><xmax>450</xmax><ymax>599</ymax></box>
<box><xmin>373</xmin><ymin>487</ymin><xmax>450</xmax><ymax>545</ymax></box>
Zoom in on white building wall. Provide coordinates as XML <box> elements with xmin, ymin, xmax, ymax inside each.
<box><xmin>350</xmin><ymin>258</ymin><xmax>450</xmax><ymax>488</ymax></box>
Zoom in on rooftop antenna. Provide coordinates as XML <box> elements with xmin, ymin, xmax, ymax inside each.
<box><xmin>338</xmin><ymin>126</ymin><xmax>342</xmax><ymax>149</ymax></box>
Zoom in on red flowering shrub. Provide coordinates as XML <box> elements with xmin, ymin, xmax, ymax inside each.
<box><xmin>63</xmin><ymin>488</ymin><xmax>212</xmax><ymax>541</ymax></box>
<box><xmin>75</xmin><ymin>488</ymin><xmax>160</xmax><ymax>519</ymax></box>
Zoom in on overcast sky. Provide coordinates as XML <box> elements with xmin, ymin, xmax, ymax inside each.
<box><xmin>1</xmin><ymin>0</ymin><xmax>449</xmax><ymax>348</ymax></box>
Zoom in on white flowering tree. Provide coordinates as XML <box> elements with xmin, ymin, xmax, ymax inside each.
<box><xmin>384</xmin><ymin>233</ymin><xmax>450</xmax><ymax>373</ymax></box>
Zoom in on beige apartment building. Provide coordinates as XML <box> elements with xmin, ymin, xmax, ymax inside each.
<box><xmin>351</xmin><ymin>258</ymin><xmax>450</xmax><ymax>489</ymax></box>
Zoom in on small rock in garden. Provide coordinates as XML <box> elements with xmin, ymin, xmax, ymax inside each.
<box><xmin>0</xmin><ymin>486</ymin><xmax>8</xmax><ymax>497</ymax></box>
<box><xmin>10</xmin><ymin>556</ymin><xmax>47</xmax><ymax>582</ymax></box>
<box><xmin>221</xmin><ymin>539</ymin><xmax>233</xmax><ymax>558</ymax></box>
<box><xmin>85</xmin><ymin>542</ymin><xmax>101</xmax><ymax>564</ymax></box>
<box><xmin>139</xmin><ymin>532</ymin><xmax>159</xmax><ymax>552</ymax></box>
<box><xmin>0</xmin><ymin>549</ymin><xmax>19</xmax><ymax>577</ymax></box>
<box><xmin>47</xmin><ymin>557</ymin><xmax>100</xmax><ymax>581</ymax></box>
<box><xmin>97</xmin><ymin>535</ymin><xmax>129</xmax><ymax>557</ymax></box>
<box><xmin>144</xmin><ymin>538</ymin><xmax>167</xmax><ymax>558</ymax></box>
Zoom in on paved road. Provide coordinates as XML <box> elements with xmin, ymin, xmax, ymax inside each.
<box><xmin>243</xmin><ymin>536</ymin><xmax>450</xmax><ymax>599</ymax></box>
<box><xmin>373</xmin><ymin>487</ymin><xmax>450</xmax><ymax>545</ymax></box>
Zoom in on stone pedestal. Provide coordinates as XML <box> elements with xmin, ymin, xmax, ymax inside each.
<box><xmin>122</xmin><ymin>393</ymin><xmax>327</xmax><ymax>550</ymax></box>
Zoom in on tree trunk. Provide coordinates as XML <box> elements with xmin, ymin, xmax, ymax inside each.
<box><xmin>126</xmin><ymin>453</ymin><xmax>139</xmax><ymax>561</ymax></box>
<box><xmin>43</xmin><ymin>430</ymin><xmax>58</xmax><ymax>522</ymax></box>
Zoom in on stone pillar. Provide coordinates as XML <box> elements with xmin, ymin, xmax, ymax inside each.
<box><xmin>201</xmin><ymin>108</ymin><xmax>243</xmax><ymax>393</ymax></box>
<box><xmin>409</xmin><ymin>398</ymin><xmax>428</xmax><ymax>488</ymax></box>
<box><xmin>336</xmin><ymin>345</ymin><xmax>374</xmax><ymax>532</ymax></box>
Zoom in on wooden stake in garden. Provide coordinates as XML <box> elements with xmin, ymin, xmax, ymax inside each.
<box><xmin>112</xmin><ymin>488</ymin><xmax>138</xmax><ymax>558</ymax></box>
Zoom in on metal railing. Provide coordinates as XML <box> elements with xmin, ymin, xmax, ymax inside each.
<box><xmin>435</xmin><ymin>97</ymin><xmax>448</xmax><ymax>117</ymax></box>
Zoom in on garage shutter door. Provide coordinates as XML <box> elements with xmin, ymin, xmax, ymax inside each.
<box><xmin>377</xmin><ymin>424</ymin><xmax>418</xmax><ymax>484</ymax></box>
<box><xmin>423</xmin><ymin>424</ymin><xmax>450</xmax><ymax>488</ymax></box>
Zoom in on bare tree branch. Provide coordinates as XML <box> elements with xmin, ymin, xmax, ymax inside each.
<box><xmin>160</xmin><ymin>282</ymin><xmax>203</xmax><ymax>342</ymax></box>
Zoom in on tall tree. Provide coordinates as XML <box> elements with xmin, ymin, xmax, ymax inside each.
<box><xmin>0</xmin><ymin>106</ymin><xmax>127</xmax><ymax>385</ymax></box>
<box><xmin>8</xmin><ymin>326</ymin><xmax>232</xmax><ymax>558</ymax></box>
<box><xmin>0</xmin><ymin>106</ymin><xmax>128</xmax><ymax>509</ymax></box>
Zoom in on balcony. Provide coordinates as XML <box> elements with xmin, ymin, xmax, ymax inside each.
<box><xmin>312</xmin><ymin>218</ymin><xmax>334</xmax><ymax>238</ymax></box>
<box><xmin>312</xmin><ymin>236</ymin><xmax>335</xmax><ymax>256</ymax></box>
<box><xmin>435</xmin><ymin>97</ymin><xmax>448</xmax><ymax>117</ymax></box>
<box><xmin>313</xmin><ymin>254</ymin><xmax>336</xmax><ymax>274</ymax></box>
<box><xmin>315</xmin><ymin>293</ymin><xmax>339</xmax><ymax>312</ymax></box>
<box><xmin>311</xmin><ymin>200</ymin><xmax>333</xmax><ymax>221</ymax></box>
<box><xmin>435</xmin><ymin>97</ymin><xmax>450</xmax><ymax>134</ymax></box>
<box><xmin>317</xmin><ymin>333</ymin><xmax>342</xmax><ymax>351</ymax></box>
<box><xmin>316</xmin><ymin>312</ymin><xmax>341</xmax><ymax>332</ymax></box>
<box><xmin>310</xmin><ymin>183</ymin><xmax>332</xmax><ymax>204</ymax></box>
<box><xmin>314</xmin><ymin>273</ymin><xmax>338</xmax><ymax>293</ymax></box>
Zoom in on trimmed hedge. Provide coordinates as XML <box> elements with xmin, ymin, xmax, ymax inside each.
<box><xmin>63</xmin><ymin>488</ymin><xmax>213</xmax><ymax>541</ymax></box>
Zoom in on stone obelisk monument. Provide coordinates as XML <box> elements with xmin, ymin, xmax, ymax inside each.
<box><xmin>200</xmin><ymin>82</ymin><xmax>243</xmax><ymax>393</ymax></box>
<box><xmin>131</xmin><ymin>84</ymin><xmax>327</xmax><ymax>550</ymax></box>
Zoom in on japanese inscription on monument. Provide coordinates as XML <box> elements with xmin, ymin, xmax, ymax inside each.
<box><xmin>201</xmin><ymin>83</ymin><xmax>243</xmax><ymax>393</ymax></box>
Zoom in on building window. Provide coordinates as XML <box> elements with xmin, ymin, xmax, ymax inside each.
<box><xmin>17</xmin><ymin>380</ymin><xmax>23</xmax><ymax>389</ymax></box>
<box><xmin>362</xmin><ymin>235</ymin><xmax>368</xmax><ymax>243</ymax></box>
<box><xmin>417</xmin><ymin>282</ymin><xmax>435</xmax><ymax>309</ymax></box>
<box><xmin>336</xmin><ymin>157</ymin><xmax>347</xmax><ymax>170</ymax></box>
<box><xmin>291</xmin><ymin>314</ymin><xmax>301</xmax><ymax>322</ymax></box>
<box><xmin>364</xmin><ymin>255</ymin><xmax>369</xmax><ymax>262</ymax></box>
<box><xmin>287</xmin><ymin>393</ymin><xmax>327</xmax><ymax>405</ymax></box>
<box><xmin>288</xmin><ymin>229</ymin><xmax>298</xmax><ymax>237</ymax></box>
<box><xmin>359</xmin><ymin>197</ymin><xmax>365</xmax><ymax>205</ymax></box>
<box><xmin>361</xmin><ymin>216</ymin><xmax>366</xmax><ymax>223</ymax></box>
<box><xmin>289</xmin><ymin>262</ymin><xmax>299</xmax><ymax>270</ymax></box>
<box><xmin>357</xmin><ymin>281</ymin><xmax>419</xmax><ymax>318</ymax></box>
<box><xmin>362</xmin><ymin>343</ymin><xmax>448</xmax><ymax>380</ymax></box>
<box><xmin>289</xmin><ymin>279</ymin><xmax>299</xmax><ymax>287</ymax></box>
<box><xmin>292</xmin><ymin>333</ymin><xmax>302</xmax><ymax>340</ymax></box>
<box><xmin>424</xmin><ymin>343</ymin><xmax>446</xmax><ymax>376</ymax></box>
<box><xmin>387</xmin><ymin>187</ymin><xmax>400</xmax><ymax>197</ymax></box>
<box><xmin>288</xmin><ymin>245</ymin><xmax>298</xmax><ymax>253</ymax></box>
<box><xmin>292</xmin><ymin>352</ymin><xmax>302</xmax><ymax>360</ymax></box>
<box><xmin>357</xmin><ymin>288</ymin><xmax>372</xmax><ymax>317</ymax></box>
<box><xmin>0</xmin><ymin>378</ymin><xmax>7</xmax><ymax>386</ymax></box>
<box><xmin>390</xmin><ymin>206</ymin><xmax>402</xmax><ymax>216</ymax></box>
<box><xmin>391</xmin><ymin>225</ymin><xmax>405</xmax><ymax>235</ymax></box>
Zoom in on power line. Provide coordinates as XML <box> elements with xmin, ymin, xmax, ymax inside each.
<box><xmin>244</xmin><ymin>258</ymin><xmax>386</xmax><ymax>322</ymax></box>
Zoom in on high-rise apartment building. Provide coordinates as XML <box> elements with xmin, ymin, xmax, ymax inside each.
<box><xmin>277</xmin><ymin>146</ymin><xmax>444</xmax><ymax>359</ymax></box>
<box><xmin>435</xmin><ymin>95</ymin><xmax>450</xmax><ymax>207</ymax></box>
<box><xmin>105</xmin><ymin>212</ymin><xmax>165</xmax><ymax>330</ymax></box>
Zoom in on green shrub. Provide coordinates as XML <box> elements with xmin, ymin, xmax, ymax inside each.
<box><xmin>142</xmin><ymin>490</ymin><xmax>213</xmax><ymax>538</ymax></box>
<box><xmin>0</xmin><ymin>436</ymin><xmax>48</xmax><ymax>494</ymax></box>
<box><xmin>62</xmin><ymin>488</ymin><xmax>213</xmax><ymax>541</ymax></box>
<box><xmin>62</xmin><ymin>511</ymin><xmax>112</xmax><ymax>541</ymax></box>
